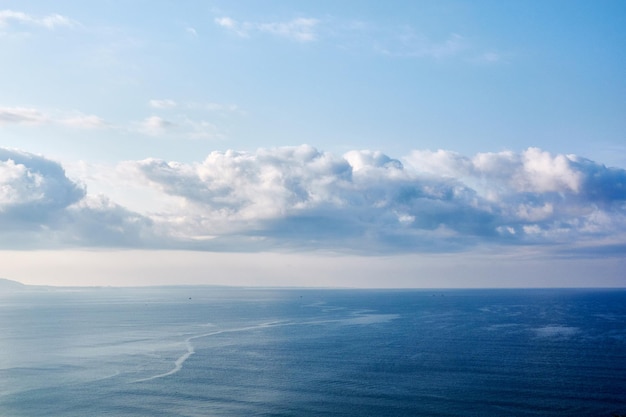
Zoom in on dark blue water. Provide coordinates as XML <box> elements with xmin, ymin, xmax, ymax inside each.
<box><xmin>1</xmin><ymin>287</ymin><xmax>625</xmax><ymax>416</ymax></box>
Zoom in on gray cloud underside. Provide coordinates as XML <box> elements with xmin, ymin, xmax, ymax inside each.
<box><xmin>0</xmin><ymin>148</ymin><xmax>152</xmax><ymax>248</ymax></box>
<box><xmin>1</xmin><ymin>146</ymin><xmax>625</xmax><ymax>254</ymax></box>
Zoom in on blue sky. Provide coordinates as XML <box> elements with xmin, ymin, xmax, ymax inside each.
<box><xmin>1</xmin><ymin>1</ymin><xmax>625</xmax><ymax>287</ymax></box>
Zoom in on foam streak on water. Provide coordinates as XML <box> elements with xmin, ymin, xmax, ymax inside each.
<box><xmin>134</xmin><ymin>313</ymin><xmax>398</xmax><ymax>383</ymax></box>
<box><xmin>0</xmin><ymin>288</ymin><xmax>625</xmax><ymax>417</ymax></box>
<box><xmin>132</xmin><ymin>322</ymin><xmax>292</xmax><ymax>382</ymax></box>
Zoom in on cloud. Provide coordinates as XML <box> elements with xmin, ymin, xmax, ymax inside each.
<box><xmin>214</xmin><ymin>17</ymin><xmax>240</xmax><ymax>32</ymax></box>
<box><xmin>66</xmin><ymin>195</ymin><xmax>155</xmax><ymax>247</ymax></box>
<box><xmin>0</xmin><ymin>104</ymin><xmax>229</xmax><ymax>137</ymax></box>
<box><xmin>0</xmin><ymin>148</ymin><xmax>85</xmax><ymax>225</ymax></box>
<box><xmin>187</xmin><ymin>102</ymin><xmax>240</xmax><ymax>113</ymax></box>
<box><xmin>405</xmin><ymin>148</ymin><xmax>585</xmax><ymax>193</ymax></box>
<box><xmin>0</xmin><ymin>149</ymin><xmax>153</xmax><ymax>248</ymax></box>
<box><xmin>149</xmin><ymin>99</ymin><xmax>239</xmax><ymax>113</ymax></box>
<box><xmin>0</xmin><ymin>103</ymin><xmax>229</xmax><ymax>139</ymax></box>
<box><xmin>215</xmin><ymin>16</ymin><xmax>320</xmax><ymax>42</ymax></box>
<box><xmin>0</xmin><ymin>10</ymin><xmax>77</xmax><ymax>29</ymax></box>
<box><xmin>405</xmin><ymin>148</ymin><xmax>626</xmax><ymax>247</ymax></box>
<box><xmin>475</xmin><ymin>51</ymin><xmax>505</xmax><ymax>64</ymax></box>
<box><xmin>120</xmin><ymin>145</ymin><xmax>626</xmax><ymax>254</ymax></box>
<box><xmin>1</xmin><ymin>102</ymin><xmax>231</xmax><ymax>138</ymax></box>
<box><xmin>142</xmin><ymin>100</ymin><xmax>237</xmax><ymax>139</ymax></box>
<box><xmin>375</xmin><ymin>31</ymin><xmax>467</xmax><ymax>59</ymax></box>
<box><xmin>59</xmin><ymin>114</ymin><xmax>108</xmax><ymax>129</ymax></box>
<box><xmin>0</xmin><ymin>106</ymin><xmax>107</xmax><ymax>129</ymax></box>
<box><xmin>372</xmin><ymin>27</ymin><xmax>508</xmax><ymax>63</ymax></box>
<box><xmin>136</xmin><ymin>115</ymin><xmax>222</xmax><ymax>139</ymax></box>
<box><xmin>0</xmin><ymin>107</ymin><xmax>47</xmax><ymax>125</ymax></box>
<box><xmin>183</xmin><ymin>119</ymin><xmax>223</xmax><ymax>140</ymax></box>
<box><xmin>149</xmin><ymin>99</ymin><xmax>177</xmax><ymax>109</ymax></box>
<box><xmin>257</xmin><ymin>18</ymin><xmax>319</xmax><ymax>42</ymax></box>
<box><xmin>211</xmin><ymin>14</ymin><xmax>505</xmax><ymax>63</ymax></box>
<box><xmin>2</xmin><ymin>146</ymin><xmax>625</xmax><ymax>255</ymax></box>
<box><xmin>138</xmin><ymin>116</ymin><xmax>176</xmax><ymax>136</ymax></box>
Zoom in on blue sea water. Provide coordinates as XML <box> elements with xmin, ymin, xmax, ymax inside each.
<box><xmin>1</xmin><ymin>287</ymin><xmax>625</xmax><ymax>416</ymax></box>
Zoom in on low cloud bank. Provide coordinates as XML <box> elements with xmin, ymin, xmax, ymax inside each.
<box><xmin>1</xmin><ymin>146</ymin><xmax>625</xmax><ymax>255</ymax></box>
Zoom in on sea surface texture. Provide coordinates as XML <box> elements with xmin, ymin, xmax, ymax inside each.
<box><xmin>1</xmin><ymin>287</ymin><xmax>625</xmax><ymax>416</ymax></box>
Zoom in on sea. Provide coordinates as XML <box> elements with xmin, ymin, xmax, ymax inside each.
<box><xmin>1</xmin><ymin>286</ymin><xmax>625</xmax><ymax>416</ymax></box>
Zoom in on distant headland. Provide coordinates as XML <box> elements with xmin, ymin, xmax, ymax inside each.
<box><xmin>0</xmin><ymin>278</ymin><xmax>27</xmax><ymax>290</ymax></box>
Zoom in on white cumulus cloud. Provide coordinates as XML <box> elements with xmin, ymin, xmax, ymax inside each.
<box><xmin>0</xmin><ymin>149</ymin><xmax>154</xmax><ymax>248</ymax></box>
<box><xmin>119</xmin><ymin>145</ymin><xmax>626</xmax><ymax>253</ymax></box>
<box><xmin>1</xmin><ymin>146</ymin><xmax>625</xmax><ymax>255</ymax></box>
<box><xmin>0</xmin><ymin>148</ymin><xmax>84</xmax><ymax>224</ymax></box>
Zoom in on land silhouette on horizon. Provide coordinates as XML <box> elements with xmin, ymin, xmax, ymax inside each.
<box><xmin>0</xmin><ymin>278</ymin><xmax>26</xmax><ymax>289</ymax></box>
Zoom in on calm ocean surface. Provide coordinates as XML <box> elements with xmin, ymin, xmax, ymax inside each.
<box><xmin>1</xmin><ymin>287</ymin><xmax>625</xmax><ymax>416</ymax></box>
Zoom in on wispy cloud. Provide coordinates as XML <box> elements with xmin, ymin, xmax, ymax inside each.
<box><xmin>138</xmin><ymin>116</ymin><xmax>176</xmax><ymax>136</ymax></box>
<box><xmin>0</xmin><ymin>106</ymin><xmax>106</xmax><ymax>129</ymax></box>
<box><xmin>135</xmin><ymin>115</ymin><xmax>223</xmax><ymax>140</ymax></box>
<box><xmin>257</xmin><ymin>18</ymin><xmax>319</xmax><ymax>42</ymax></box>
<box><xmin>0</xmin><ymin>107</ymin><xmax>46</xmax><ymax>125</ymax></box>
<box><xmin>215</xmin><ymin>16</ymin><xmax>320</xmax><ymax>42</ymax></box>
<box><xmin>0</xmin><ymin>104</ymin><xmax>224</xmax><ymax>138</ymax></box>
<box><xmin>182</xmin><ymin>118</ymin><xmax>223</xmax><ymax>140</ymax></box>
<box><xmin>59</xmin><ymin>114</ymin><xmax>107</xmax><ymax>129</ymax></box>
<box><xmin>212</xmin><ymin>13</ymin><xmax>503</xmax><ymax>63</ymax></box>
<box><xmin>2</xmin><ymin>146</ymin><xmax>624</xmax><ymax>255</ymax></box>
<box><xmin>142</xmin><ymin>100</ymin><xmax>237</xmax><ymax>139</ymax></box>
<box><xmin>148</xmin><ymin>99</ymin><xmax>239</xmax><ymax>113</ymax></box>
<box><xmin>187</xmin><ymin>102</ymin><xmax>240</xmax><ymax>113</ymax></box>
<box><xmin>478</xmin><ymin>51</ymin><xmax>503</xmax><ymax>63</ymax></box>
<box><xmin>149</xmin><ymin>99</ymin><xmax>177</xmax><ymax>109</ymax></box>
<box><xmin>375</xmin><ymin>31</ymin><xmax>467</xmax><ymax>59</ymax></box>
<box><xmin>0</xmin><ymin>9</ymin><xmax>77</xmax><ymax>29</ymax></box>
<box><xmin>214</xmin><ymin>17</ymin><xmax>246</xmax><ymax>36</ymax></box>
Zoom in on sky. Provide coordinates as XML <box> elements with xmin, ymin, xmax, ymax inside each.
<box><xmin>1</xmin><ymin>1</ymin><xmax>625</xmax><ymax>287</ymax></box>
